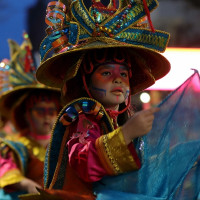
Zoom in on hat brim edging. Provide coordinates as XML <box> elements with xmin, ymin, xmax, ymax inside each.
<box><xmin>0</xmin><ymin>85</ymin><xmax>60</xmax><ymax>119</ymax></box>
<box><xmin>36</xmin><ymin>38</ymin><xmax>170</xmax><ymax>94</ymax></box>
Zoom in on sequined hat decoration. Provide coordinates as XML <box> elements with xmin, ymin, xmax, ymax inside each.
<box><xmin>0</xmin><ymin>32</ymin><xmax>36</xmax><ymax>96</ymax></box>
<box><xmin>40</xmin><ymin>0</ymin><xmax>169</xmax><ymax>60</ymax></box>
<box><xmin>37</xmin><ymin>0</ymin><xmax>171</xmax><ymax>94</ymax></box>
<box><xmin>0</xmin><ymin>33</ymin><xmax>60</xmax><ymax>129</ymax></box>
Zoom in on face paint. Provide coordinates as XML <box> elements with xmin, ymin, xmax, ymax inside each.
<box><xmin>26</xmin><ymin>101</ymin><xmax>58</xmax><ymax>137</ymax></box>
<box><xmin>91</xmin><ymin>86</ymin><xmax>106</xmax><ymax>97</ymax></box>
<box><xmin>89</xmin><ymin>63</ymin><xmax>130</xmax><ymax>109</ymax></box>
<box><xmin>96</xmin><ymin>64</ymin><xmax>129</xmax><ymax>84</ymax></box>
<box><xmin>125</xmin><ymin>90</ymin><xmax>130</xmax><ymax>100</ymax></box>
<box><xmin>31</xmin><ymin>107</ymin><xmax>57</xmax><ymax>118</ymax></box>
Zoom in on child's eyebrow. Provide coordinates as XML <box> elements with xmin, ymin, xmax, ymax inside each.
<box><xmin>119</xmin><ymin>66</ymin><xmax>129</xmax><ymax>70</ymax></box>
<box><xmin>99</xmin><ymin>64</ymin><xmax>128</xmax><ymax>70</ymax></box>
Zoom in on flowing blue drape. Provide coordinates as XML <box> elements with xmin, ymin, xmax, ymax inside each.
<box><xmin>94</xmin><ymin>70</ymin><xmax>200</xmax><ymax>200</ymax></box>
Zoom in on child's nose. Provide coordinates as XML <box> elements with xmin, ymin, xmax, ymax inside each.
<box><xmin>113</xmin><ymin>77</ymin><xmax>122</xmax><ymax>84</ymax></box>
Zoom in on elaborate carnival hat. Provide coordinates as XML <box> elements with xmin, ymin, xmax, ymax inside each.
<box><xmin>0</xmin><ymin>33</ymin><xmax>61</xmax><ymax>132</ymax></box>
<box><xmin>37</xmin><ymin>0</ymin><xmax>171</xmax><ymax>95</ymax></box>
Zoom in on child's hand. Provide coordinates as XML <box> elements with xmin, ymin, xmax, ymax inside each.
<box><xmin>122</xmin><ymin>107</ymin><xmax>160</xmax><ymax>145</ymax></box>
<box><xmin>13</xmin><ymin>178</ymin><xmax>42</xmax><ymax>193</ymax></box>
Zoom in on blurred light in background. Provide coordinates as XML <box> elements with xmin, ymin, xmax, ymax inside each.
<box><xmin>0</xmin><ymin>62</ymin><xmax>5</xmax><ymax>68</ymax></box>
<box><xmin>148</xmin><ymin>48</ymin><xmax>200</xmax><ymax>90</ymax></box>
<box><xmin>140</xmin><ymin>92</ymin><xmax>151</xmax><ymax>103</ymax></box>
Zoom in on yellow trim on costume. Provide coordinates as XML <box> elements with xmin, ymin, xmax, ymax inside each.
<box><xmin>0</xmin><ymin>168</ymin><xmax>24</xmax><ymax>188</ymax></box>
<box><xmin>10</xmin><ymin>136</ymin><xmax>46</xmax><ymax>162</ymax></box>
<box><xmin>18</xmin><ymin>137</ymin><xmax>46</xmax><ymax>162</ymax></box>
<box><xmin>18</xmin><ymin>193</ymin><xmax>41</xmax><ymax>200</ymax></box>
<box><xmin>96</xmin><ymin>127</ymin><xmax>138</xmax><ymax>175</ymax></box>
<box><xmin>4</xmin><ymin>135</ymin><xmax>46</xmax><ymax>162</ymax></box>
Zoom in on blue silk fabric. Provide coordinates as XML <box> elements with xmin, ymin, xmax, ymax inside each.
<box><xmin>0</xmin><ymin>189</ymin><xmax>26</xmax><ymax>200</ymax></box>
<box><xmin>93</xmin><ymin>70</ymin><xmax>200</xmax><ymax>200</ymax></box>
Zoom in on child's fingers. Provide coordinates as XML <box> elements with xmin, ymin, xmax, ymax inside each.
<box><xmin>141</xmin><ymin>107</ymin><xmax>160</xmax><ymax>117</ymax></box>
<box><xmin>147</xmin><ymin>107</ymin><xmax>160</xmax><ymax>114</ymax></box>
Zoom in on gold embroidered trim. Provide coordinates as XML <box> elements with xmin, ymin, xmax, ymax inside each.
<box><xmin>96</xmin><ymin>136</ymin><xmax>115</xmax><ymax>175</ymax></box>
<box><xmin>19</xmin><ymin>137</ymin><xmax>46</xmax><ymax>162</ymax></box>
<box><xmin>102</xmin><ymin>0</ymin><xmax>157</xmax><ymax>34</ymax></box>
<box><xmin>73</xmin><ymin>0</ymin><xmax>95</xmax><ymax>33</ymax></box>
<box><xmin>97</xmin><ymin>127</ymin><xmax>139</xmax><ymax>175</ymax></box>
<box><xmin>3</xmin><ymin>135</ymin><xmax>46</xmax><ymax>164</ymax></box>
<box><xmin>48</xmin><ymin>128</ymin><xmax>69</xmax><ymax>189</ymax></box>
<box><xmin>0</xmin><ymin>169</ymin><xmax>24</xmax><ymax>188</ymax></box>
<box><xmin>118</xmin><ymin>29</ymin><xmax>169</xmax><ymax>49</ymax></box>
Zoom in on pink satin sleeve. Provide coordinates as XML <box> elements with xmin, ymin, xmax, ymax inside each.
<box><xmin>0</xmin><ymin>151</ymin><xmax>19</xmax><ymax>178</ymax></box>
<box><xmin>67</xmin><ymin>114</ymin><xmax>140</xmax><ymax>183</ymax></box>
<box><xmin>67</xmin><ymin>114</ymin><xmax>108</xmax><ymax>182</ymax></box>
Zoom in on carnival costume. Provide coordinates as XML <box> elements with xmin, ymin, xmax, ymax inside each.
<box><xmin>0</xmin><ymin>33</ymin><xmax>61</xmax><ymax>200</ymax></box>
<box><xmin>20</xmin><ymin>0</ymin><xmax>200</xmax><ymax>198</ymax></box>
<box><xmin>18</xmin><ymin>0</ymin><xmax>176</xmax><ymax>199</ymax></box>
<box><xmin>18</xmin><ymin>1</ymin><xmax>178</xmax><ymax>200</ymax></box>
<box><xmin>20</xmin><ymin>0</ymin><xmax>200</xmax><ymax>199</ymax></box>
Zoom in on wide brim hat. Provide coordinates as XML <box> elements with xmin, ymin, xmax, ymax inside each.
<box><xmin>36</xmin><ymin>0</ymin><xmax>171</xmax><ymax>94</ymax></box>
<box><xmin>0</xmin><ymin>84</ymin><xmax>61</xmax><ymax>132</ymax></box>
<box><xmin>0</xmin><ymin>33</ymin><xmax>61</xmax><ymax>132</ymax></box>
<box><xmin>37</xmin><ymin>37</ymin><xmax>170</xmax><ymax>94</ymax></box>
<box><xmin>0</xmin><ymin>85</ymin><xmax>60</xmax><ymax>119</ymax></box>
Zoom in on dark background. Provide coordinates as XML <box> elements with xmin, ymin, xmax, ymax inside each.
<box><xmin>0</xmin><ymin>0</ymin><xmax>200</xmax><ymax>62</ymax></box>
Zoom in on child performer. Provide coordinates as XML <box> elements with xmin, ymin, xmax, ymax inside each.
<box><xmin>20</xmin><ymin>0</ymin><xmax>171</xmax><ymax>200</ymax></box>
<box><xmin>0</xmin><ymin>33</ymin><xmax>62</xmax><ymax>199</ymax></box>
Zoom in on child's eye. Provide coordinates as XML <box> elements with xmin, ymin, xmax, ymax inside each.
<box><xmin>102</xmin><ymin>71</ymin><xmax>111</xmax><ymax>76</ymax></box>
<box><xmin>120</xmin><ymin>72</ymin><xmax>128</xmax><ymax>77</ymax></box>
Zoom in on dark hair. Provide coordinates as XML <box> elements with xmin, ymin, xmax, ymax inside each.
<box><xmin>12</xmin><ymin>89</ymin><xmax>61</xmax><ymax>132</ymax></box>
<box><xmin>61</xmin><ymin>70</ymin><xmax>87</xmax><ymax>105</ymax></box>
<box><xmin>82</xmin><ymin>48</ymin><xmax>132</xmax><ymax>79</ymax></box>
<box><xmin>61</xmin><ymin>49</ymin><xmax>134</xmax><ymax>126</ymax></box>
